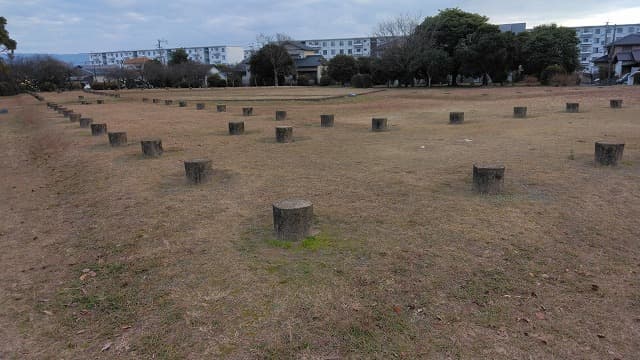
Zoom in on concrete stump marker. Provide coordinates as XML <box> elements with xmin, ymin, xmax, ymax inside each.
<box><xmin>595</xmin><ymin>141</ymin><xmax>624</xmax><ymax>166</ymax></box>
<box><xmin>179</xmin><ymin>101</ymin><xmax>187</xmax><ymax>107</ymax></box>
<box><xmin>78</xmin><ymin>95</ymin><xmax>84</xmax><ymax>100</ymax></box>
<box><xmin>513</xmin><ymin>107</ymin><xmax>527</xmax><ymax>118</ymax></box>
<box><xmin>371</xmin><ymin>117</ymin><xmax>388</xmax><ymax>132</ymax></box>
<box><xmin>275</xmin><ymin>110</ymin><xmax>287</xmax><ymax>121</ymax></box>
<box><xmin>91</xmin><ymin>123</ymin><xmax>107</xmax><ymax>136</ymax></box>
<box><xmin>69</xmin><ymin>113</ymin><xmax>81</xmax><ymax>122</ymax></box>
<box><xmin>228</xmin><ymin>121</ymin><xmax>245</xmax><ymax>135</ymax></box>
<box><xmin>108</xmin><ymin>132</ymin><xmax>127</xmax><ymax>146</ymax></box>
<box><xmin>165</xmin><ymin>100</ymin><xmax>173</xmax><ymax>105</ymax></box>
<box><xmin>275</xmin><ymin>126</ymin><xmax>293</xmax><ymax>143</ymax></box>
<box><xmin>97</xmin><ymin>99</ymin><xmax>104</xmax><ymax>104</ymax></box>
<box><xmin>449</xmin><ymin>112</ymin><xmax>464</xmax><ymax>124</ymax></box>
<box><xmin>216</xmin><ymin>104</ymin><xmax>226</xmax><ymax>112</ymax></box>
<box><xmin>63</xmin><ymin>110</ymin><xmax>73</xmax><ymax>118</ymax></box>
<box><xmin>566</xmin><ymin>103</ymin><xmax>579</xmax><ymax>113</ymax></box>
<box><xmin>473</xmin><ymin>164</ymin><xmax>505</xmax><ymax>194</ymax></box>
<box><xmin>320</xmin><ymin>114</ymin><xmax>335</xmax><ymax>127</ymax></box>
<box><xmin>610</xmin><ymin>99</ymin><xmax>623</xmax><ymax>108</ymax></box>
<box><xmin>141</xmin><ymin>139</ymin><xmax>163</xmax><ymax>157</ymax></box>
<box><xmin>152</xmin><ymin>98</ymin><xmax>159</xmax><ymax>104</ymax></box>
<box><xmin>79</xmin><ymin>118</ymin><xmax>93</xmax><ymax>128</ymax></box>
<box><xmin>196</xmin><ymin>103</ymin><xmax>205</xmax><ymax>110</ymax></box>
<box><xmin>184</xmin><ymin>159</ymin><xmax>212</xmax><ymax>184</ymax></box>
<box><xmin>272</xmin><ymin>199</ymin><xmax>313</xmax><ymax>241</ymax></box>
<box><xmin>242</xmin><ymin>107</ymin><xmax>253</xmax><ymax>116</ymax></box>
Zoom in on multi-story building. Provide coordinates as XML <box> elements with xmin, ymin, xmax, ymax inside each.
<box><xmin>570</xmin><ymin>23</ymin><xmax>640</xmax><ymax>73</ymax></box>
<box><xmin>89</xmin><ymin>45</ymin><xmax>244</xmax><ymax>66</ymax></box>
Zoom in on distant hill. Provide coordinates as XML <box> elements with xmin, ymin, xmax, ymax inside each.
<box><xmin>7</xmin><ymin>53</ymin><xmax>90</xmax><ymax>67</ymax></box>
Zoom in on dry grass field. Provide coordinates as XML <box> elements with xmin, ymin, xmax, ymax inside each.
<box><xmin>1</xmin><ymin>85</ymin><xmax>639</xmax><ymax>359</ymax></box>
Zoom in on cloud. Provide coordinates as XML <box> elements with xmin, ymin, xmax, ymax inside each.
<box><xmin>3</xmin><ymin>0</ymin><xmax>639</xmax><ymax>53</ymax></box>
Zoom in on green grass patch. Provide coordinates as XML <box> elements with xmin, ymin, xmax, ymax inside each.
<box><xmin>266</xmin><ymin>239</ymin><xmax>293</xmax><ymax>249</ymax></box>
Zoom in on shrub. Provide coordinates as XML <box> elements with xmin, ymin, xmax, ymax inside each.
<box><xmin>319</xmin><ymin>75</ymin><xmax>331</xmax><ymax>86</ymax></box>
<box><xmin>540</xmin><ymin>64</ymin><xmax>565</xmax><ymax>85</ymax></box>
<box><xmin>351</xmin><ymin>74</ymin><xmax>372</xmax><ymax>88</ymax></box>
<box><xmin>549</xmin><ymin>73</ymin><xmax>580</xmax><ymax>86</ymax></box>
<box><xmin>207</xmin><ymin>74</ymin><xmax>226</xmax><ymax>87</ymax></box>
<box><xmin>0</xmin><ymin>81</ymin><xmax>18</xmax><ymax>96</ymax></box>
<box><xmin>39</xmin><ymin>82</ymin><xmax>57</xmax><ymax>92</ymax></box>
<box><xmin>296</xmin><ymin>74</ymin><xmax>311</xmax><ymax>86</ymax></box>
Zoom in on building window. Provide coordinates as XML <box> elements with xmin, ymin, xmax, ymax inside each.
<box><xmin>595</xmin><ymin>28</ymin><xmax>601</xmax><ymax>34</ymax></box>
<box><xmin>339</xmin><ymin>41</ymin><xmax>343</xmax><ymax>46</ymax></box>
<box><xmin>348</xmin><ymin>40</ymin><xmax>352</xmax><ymax>46</ymax></box>
<box><xmin>339</xmin><ymin>49</ymin><xmax>344</xmax><ymax>54</ymax></box>
<box><xmin>331</xmin><ymin>49</ymin><xmax>335</xmax><ymax>55</ymax></box>
<box><xmin>331</xmin><ymin>41</ymin><xmax>335</xmax><ymax>46</ymax></box>
<box><xmin>617</xmin><ymin>27</ymin><xmax>622</xmax><ymax>33</ymax></box>
<box><xmin>323</xmin><ymin>50</ymin><xmax>327</xmax><ymax>55</ymax></box>
<box><xmin>348</xmin><ymin>49</ymin><xmax>352</xmax><ymax>55</ymax></box>
<box><xmin>629</xmin><ymin>27</ymin><xmax>635</xmax><ymax>33</ymax></box>
<box><xmin>355</xmin><ymin>48</ymin><xmax>360</xmax><ymax>52</ymax></box>
<box><xmin>322</xmin><ymin>41</ymin><xmax>326</xmax><ymax>46</ymax></box>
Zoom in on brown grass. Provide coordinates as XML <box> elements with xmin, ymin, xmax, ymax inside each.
<box><xmin>1</xmin><ymin>85</ymin><xmax>639</xmax><ymax>359</ymax></box>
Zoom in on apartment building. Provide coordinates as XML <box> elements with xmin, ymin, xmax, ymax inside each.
<box><xmin>571</xmin><ymin>23</ymin><xmax>640</xmax><ymax>73</ymax></box>
<box><xmin>297</xmin><ymin>37</ymin><xmax>375</xmax><ymax>60</ymax></box>
<box><xmin>89</xmin><ymin>45</ymin><xmax>244</xmax><ymax>66</ymax></box>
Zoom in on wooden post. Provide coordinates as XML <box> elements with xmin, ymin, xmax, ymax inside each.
<box><xmin>276</xmin><ymin>126</ymin><xmax>293</xmax><ymax>143</ymax></box>
<box><xmin>449</xmin><ymin>112</ymin><xmax>464</xmax><ymax>124</ymax></box>
<box><xmin>242</xmin><ymin>107</ymin><xmax>253</xmax><ymax>116</ymax></box>
<box><xmin>108</xmin><ymin>132</ymin><xmax>127</xmax><ymax>146</ymax></box>
<box><xmin>228</xmin><ymin>121</ymin><xmax>245</xmax><ymax>135</ymax></box>
<box><xmin>91</xmin><ymin>123</ymin><xmax>107</xmax><ymax>136</ymax></box>
<box><xmin>566</xmin><ymin>103</ymin><xmax>579</xmax><ymax>113</ymax></box>
<box><xmin>184</xmin><ymin>159</ymin><xmax>212</xmax><ymax>184</ymax></box>
<box><xmin>275</xmin><ymin>110</ymin><xmax>287</xmax><ymax>121</ymax></box>
<box><xmin>473</xmin><ymin>164</ymin><xmax>505</xmax><ymax>194</ymax></box>
<box><xmin>69</xmin><ymin>113</ymin><xmax>81</xmax><ymax>122</ymax></box>
<box><xmin>179</xmin><ymin>101</ymin><xmax>187</xmax><ymax>107</ymax></box>
<box><xmin>513</xmin><ymin>107</ymin><xmax>527</xmax><ymax>118</ymax></box>
<box><xmin>216</xmin><ymin>104</ymin><xmax>226</xmax><ymax>112</ymax></box>
<box><xmin>79</xmin><ymin>118</ymin><xmax>93</xmax><ymax>128</ymax></box>
<box><xmin>196</xmin><ymin>103</ymin><xmax>205</xmax><ymax>110</ymax></box>
<box><xmin>164</xmin><ymin>100</ymin><xmax>173</xmax><ymax>105</ymax></box>
<box><xmin>320</xmin><ymin>114</ymin><xmax>335</xmax><ymax>127</ymax></box>
<box><xmin>272</xmin><ymin>199</ymin><xmax>313</xmax><ymax>241</ymax></box>
<box><xmin>152</xmin><ymin>98</ymin><xmax>159</xmax><ymax>104</ymax></box>
<box><xmin>371</xmin><ymin>117</ymin><xmax>387</xmax><ymax>131</ymax></box>
<box><xmin>141</xmin><ymin>139</ymin><xmax>163</xmax><ymax>157</ymax></box>
<box><xmin>595</xmin><ymin>141</ymin><xmax>624</xmax><ymax>165</ymax></box>
<box><xmin>610</xmin><ymin>99</ymin><xmax>623</xmax><ymax>108</ymax></box>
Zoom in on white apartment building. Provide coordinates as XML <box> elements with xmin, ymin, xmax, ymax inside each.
<box><xmin>298</xmin><ymin>37</ymin><xmax>375</xmax><ymax>60</ymax></box>
<box><xmin>571</xmin><ymin>23</ymin><xmax>640</xmax><ymax>73</ymax></box>
<box><xmin>89</xmin><ymin>45</ymin><xmax>244</xmax><ymax>66</ymax></box>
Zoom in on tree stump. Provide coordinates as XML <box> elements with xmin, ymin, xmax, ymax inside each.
<box><xmin>610</xmin><ymin>99</ymin><xmax>623</xmax><ymax>108</ymax></box>
<box><xmin>513</xmin><ymin>107</ymin><xmax>527</xmax><ymax>118</ymax></box>
<box><xmin>242</xmin><ymin>107</ymin><xmax>253</xmax><ymax>116</ymax></box>
<box><xmin>566</xmin><ymin>103</ymin><xmax>579</xmax><ymax>113</ymax></box>
<box><xmin>69</xmin><ymin>113</ymin><xmax>81</xmax><ymax>122</ymax></box>
<box><xmin>473</xmin><ymin>164</ymin><xmax>505</xmax><ymax>194</ymax></box>
<box><xmin>184</xmin><ymin>159</ymin><xmax>212</xmax><ymax>184</ymax></box>
<box><xmin>179</xmin><ymin>101</ymin><xmax>187</xmax><ymax>107</ymax></box>
<box><xmin>275</xmin><ymin>110</ymin><xmax>287</xmax><ymax>121</ymax></box>
<box><xmin>276</xmin><ymin>126</ymin><xmax>293</xmax><ymax>143</ymax></box>
<box><xmin>196</xmin><ymin>103</ymin><xmax>205</xmax><ymax>110</ymax></box>
<box><xmin>108</xmin><ymin>132</ymin><xmax>127</xmax><ymax>146</ymax></box>
<box><xmin>216</xmin><ymin>104</ymin><xmax>226</xmax><ymax>112</ymax></box>
<box><xmin>79</xmin><ymin>118</ymin><xmax>93</xmax><ymax>128</ymax></box>
<box><xmin>91</xmin><ymin>123</ymin><xmax>107</xmax><ymax>136</ymax></box>
<box><xmin>320</xmin><ymin>114</ymin><xmax>335</xmax><ymax>127</ymax></box>
<box><xmin>78</xmin><ymin>95</ymin><xmax>84</xmax><ymax>100</ymax></box>
<box><xmin>141</xmin><ymin>139</ymin><xmax>163</xmax><ymax>157</ymax></box>
<box><xmin>228</xmin><ymin>121</ymin><xmax>245</xmax><ymax>135</ymax></box>
<box><xmin>449</xmin><ymin>112</ymin><xmax>464</xmax><ymax>124</ymax></box>
<box><xmin>595</xmin><ymin>141</ymin><xmax>624</xmax><ymax>166</ymax></box>
<box><xmin>57</xmin><ymin>107</ymin><xmax>67</xmax><ymax>114</ymax></box>
<box><xmin>97</xmin><ymin>99</ymin><xmax>104</xmax><ymax>104</ymax></box>
<box><xmin>164</xmin><ymin>100</ymin><xmax>173</xmax><ymax>105</ymax></box>
<box><xmin>152</xmin><ymin>98</ymin><xmax>160</xmax><ymax>104</ymax></box>
<box><xmin>272</xmin><ymin>199</ymin><xmax>313</xmax><ymax>241</ymax></box>
<box><xmin>371</xmin><ymin>117</ymin><xmax>388</xmax><ymax>131</ymax></box>
<box><xmin>63</xmin><ymin>110</ymin><xmax>73</xmax><ymax>118</ymax></box>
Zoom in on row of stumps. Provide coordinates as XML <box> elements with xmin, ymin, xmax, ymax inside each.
<box><xmin>45</xmin><ymin>96</ymin><xmax>627</xmax><ymax>242</ymax></box>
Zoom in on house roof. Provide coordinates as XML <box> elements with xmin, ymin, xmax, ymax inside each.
<box><xmin>294</xmin><ymin>55</ymin><xmax>325</xmax><ymax>68</ymax></box>
<box><xmin>281</xmin><ymin>41</ymin><xmax>317</xmax><ymax>52</ymax></box>
<box><xmin>615</xmin><ymin>52</ymin><xmax>634</xmax><ymax>61</ymax></box>
<box><xmin>123</xmin><ymin>56</ymin><xmax>152</xmax><ymax>65</ymax></box>
<box><xmin>593</xmin><ymin>54</ymin><xmax>609</xmax><ymax>63</ymax></box>
<box><xmin>611</xmin><ymin>34</ymin><xmax>640</xmax><ymax>46</ymax></box>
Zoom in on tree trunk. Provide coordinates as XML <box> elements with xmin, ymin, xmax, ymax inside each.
<box><xmin>274</xmin><ymin>67</ymin><xmax>279</xmax><ymax>87</ymax></box>
<box><xmin>428</xmin><ymin>75</ymin><xmax>432</xmax><ymax>88</ymax></box>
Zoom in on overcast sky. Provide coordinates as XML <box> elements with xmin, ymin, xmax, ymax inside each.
<box><xmin>3</xmin><ymin>0</ymin><xmax>640</xmax><ymax>53</ymax></box>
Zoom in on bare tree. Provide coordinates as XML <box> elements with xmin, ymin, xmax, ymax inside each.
<box><xmin>252</xmin><ymin>33</ymin><xmax>294</xmax><ymax>86</ymax></box>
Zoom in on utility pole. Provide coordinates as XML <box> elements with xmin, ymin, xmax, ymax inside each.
<box><xmin>156</xmin><ymin>39</ymin><xmax>168</xmax><ymax>65</ymax></box>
